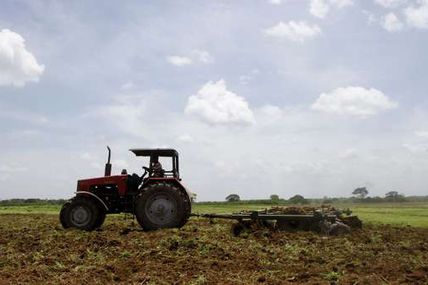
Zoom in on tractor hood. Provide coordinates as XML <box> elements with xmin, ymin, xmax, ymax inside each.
<box><xmin>76</xmin><ymin>175</ymin><xmax>127</xmax><ymax>192</ymax></box>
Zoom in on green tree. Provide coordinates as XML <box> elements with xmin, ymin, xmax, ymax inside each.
<box><xmin>289</xmin><ymin>194</ymin><xmax>308</xmax><ymax>204</ymax></box>
<box><xmin>225</xmin><ymin>194</ymin><xmax>240</xmax><ymax>202</ymax></box>
<box><xmin>385</xmin><ymin>191</ymin><xmax>405</xmax><ymax>202</ymax></box>
<box><xmin>270</xmin><ymin>194</ymin><xmax>280</xmax><ymax>201</ymax></box>
<box><xmin>352</xmin><ymin>187</ymin><xmax>368</xmax><ymax>199</ymax></box>
<box><xmin>385</xmin><ymin>191</ymin><xmax>398</xmax><ymax>199</ymax></box>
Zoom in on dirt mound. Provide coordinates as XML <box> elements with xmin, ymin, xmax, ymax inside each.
<box><xmin>0</xmin><ymin>214</ymin><xmax>427</xmax><ymax>284</ymax></box>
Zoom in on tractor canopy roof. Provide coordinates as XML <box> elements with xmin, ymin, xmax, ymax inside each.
<box><xmin>129</xmin><ymin>148</ymin><xmax>179</xmax><ymax>157</ymax></box>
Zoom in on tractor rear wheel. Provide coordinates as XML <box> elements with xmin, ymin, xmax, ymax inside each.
<box><xmin>60</xmin><ymin>197</ymin><xmax>100</xmax><ymax>231</ymax></box>
<box><xmin>135</xmin><ymin>182</ymin><xmax>190</xmax><ymax>231</ymax></box>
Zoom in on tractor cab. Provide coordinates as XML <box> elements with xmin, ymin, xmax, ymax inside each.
<box><xmin>130</xmin><ymin>148</ymin><xmax>180</xmax><ymax>180</ymax></box>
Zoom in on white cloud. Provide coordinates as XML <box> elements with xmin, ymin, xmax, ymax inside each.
<box><xmin>0</xmin><ymin>164</ymin><xmax>27</xmax><ymax>173</ymax></box>
<box><xmin>0</xmin><ymin>29</ymin><xmax>45</xmax><ymax>87</ymax></box>
<box><xmin>269</xmin><ymin>0</ymin><xmax>283</xmax><ymax>4</ymax></box>
<box><xmin>374</xmin><ymin>0</ymin><xmax>407</xmax><ymax>8</ymax></box>
<box><xmin>330</xmin><ymin>0</ymin><xmax>353</xmax><ymax>8</ymax></box>
<box><xmin>167</xmin><ymin>50</ymin><xmax>214</xmax><ymax>66</ymax></box>
<box><xmin>192</xmin><ymin>49</ymin><xmax>214</xmax><ymax>63</ymax></box>
<box><xmin>121</xmin><ymin>81</ymin><xmax>136</xmax><ymax>91</ymax></box>
<box><xmin>338</xmin><ymin>148</ymin><xmax>358</xmax><ymax>159</ymax></box>
<box><xmin>177</xmin><ymin>134</ymin><xmax>195</xmax><ymax>143</ymax></box>
<box><xmin>114</xmin><ymin>159</ymin><xmax>129</xmax><ymax>170</ymax></box>
<box><xmin>415</xmin><ymin>130</ymin><xmax>428</xmax><ymax>138</ymax></box>
<box><xmin>403</xmin><ymin>130</ymin><xmax>428</xmax><ymax>153</ymax></box>
<box><xmin>90</xmin><ymin>162</ymin><xmax>103</xmax><ymax>170</ymax></box>
<box><xmin>0</xmin><ymin>163</ymin><xmax>27</xmax><ymax>182</ymax></box>
<box><xmin>0</xmin><ymin>104</ymin><xmax>48</xmax><ymax>124</ymax></box>
<box><xmin>309</xmin><ymin>0</ymin><xmax>353</xmax><ymax>18</ymax></box>
<box><xmin>0</xmin><ymin>174</ymin><xmax>9</xmax><ymax>182</ymax></box>
<box><xmin>310</xmin><ymin>0</ymin><xmax>330</xmax><ymax>18</ymax></box>
<box><xmin>257</xmin><ymin>105</ymin><xmax>284</xmax><ymax>122</ymax></box>
<box><xmin>239</xmin><ymin>68</ymin><xmax>260</xmax><ymax>85</ymax></box>
<box><xmin>382</xmin><ymin>12</ymin><xmax>404</xmax><ymax>31</ymax></box>
<box><xmin>185</xmin><ymin>79</ymin><xmax>255</xmax><ymax>125</ymax></box>
<box><xmin>79</xmin><ymin>152</ymin><xmax>94</xmax><ymax>160</ymax></box>
<box><xmin>405</xmin><ymin>0</ymin><xmax>428</xmax><ymax>29</ymax></box>
<box><xmin>166</xmin><ymin>55</ymin><xmax>193</xmax><ymax>66</ymax></box>
<box><xmin>311</xmin><ymin>86</ymin><xmax>398</xmax><ymax>117</ymax></box>
<box><xmin>88</xmin><ymin>95</ymin><xmax>148</xmax><ymax>137</ymax></box>
<box><xmin>264</xmin><ymin>21</ymin><xmax>321</xmax><ymax>42</ymax></box>
<box><xmin>362</xmin><ymin>10</ymin><xmax>378</xmax><ymax>25</ymax></box>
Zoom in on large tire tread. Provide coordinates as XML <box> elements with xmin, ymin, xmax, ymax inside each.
<box><xmin>93</xmin><ymin>207</ymin><xmax>106</xmax><ymax>229</ymax></box>
<box><xmin>60</xmin><ymin>197</ymin><xmax>100</xmax><ymax>231</ymax></box>
<box><xmin>59</xmin><ymin>200</ymin><xmax>72</xmax><ymax>228</ymax></box>
<box><xmin>178</xmin><ymin>188</ymin><xmax>191</xmax><ymax>228</ymax></box>
<box><xmin>135</xmin><ymin>182</ymin><xmax>191</xmax><ymax>231</ymax></box>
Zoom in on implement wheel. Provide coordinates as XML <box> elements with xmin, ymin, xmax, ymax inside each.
<box><xmin>135</xmin><ymin>182</ymin><xmax>190</xmax><ymax>231</ymax></box>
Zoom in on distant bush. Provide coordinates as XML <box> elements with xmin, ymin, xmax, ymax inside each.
<box><xmin>195</xmin><ymin>195</ymin><xmax>426</xmax><ymax>205</ymax></box>
<box><xmin>288</xmin><ymin>195</ymin><xmax>309</xmax><ymax>205</ymax></box>
<box><xmin>385</xmin><ymin>191</ymin><xmax>406</xmax><ymax>202</ymax></box>
<box><xmin>270</xmin><ymin>194</ymin><xmax>280</xmax><ymax>204</ymax></box>
<box><xmin>225</xmin><ymin>194</ymin><xmax>240</xmax><ymax>202</ymax></box>
<box><xmin>0</xmin><ymin>199</ymin><xmax>67</xmax><ymax>206</ymax></box>
<box><xmin>3</xmin><ymin>194</ymin><xmax>426</xmax><ymax>207</ymax></box>
<box><xmin>405</xmin><ymin>196</ymin><xmax>428</xmax><ymax>202</ymax></box>
<box><xmin>196</xmin><ymin>199</ymin><xmax>289</xmax><ymax>205</ymax></box>
<box><xmin>352</xmin><ymin>187</ymin><xmax>369</xmax><ymax>199</ymax></box>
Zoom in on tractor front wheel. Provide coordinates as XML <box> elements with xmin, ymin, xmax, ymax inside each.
<box><xmin>93</xmin><ymin>208</ymin><xmax>106</xmax><ymax>229</ymax></box>
<box><xmin>60</xmin><ymin>197</ymin><xmax>100</xmax><ymax>231</ymax></box>
<box><xmin>59</xmin><ymin>200</ymin><xmax>72</xmax><ymax>228</ymax></box>
<box><xmin>135</xmin><ymin>182</ymin><xmax>190</xmax><ymax>231</ymax></box>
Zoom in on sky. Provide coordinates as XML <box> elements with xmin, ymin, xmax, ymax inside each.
<box><xmin>1</xmin><ymin>0</ymin><xmax>428</xmax><ymax>201</ymax></box>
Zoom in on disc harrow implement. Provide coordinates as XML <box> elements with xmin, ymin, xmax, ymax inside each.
<box><xmin>192</xmin><ymin>206</ymin><xmax>362</xmax><ymax>236</ymax></box>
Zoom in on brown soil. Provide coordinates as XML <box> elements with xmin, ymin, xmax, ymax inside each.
<box><xmin>0</xmin><ymin>214</ymin><xmax>427</xmax><ymax>284</ymax></box>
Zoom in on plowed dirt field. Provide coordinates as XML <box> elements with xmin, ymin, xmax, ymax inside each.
<box><xmin>0</xmin><ymin>214</ymin><xmax>427</xmax><ymax>284</ymax></box>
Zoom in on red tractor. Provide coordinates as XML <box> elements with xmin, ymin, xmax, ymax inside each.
<box><xmin>60</xmin><ymin>147</ymin><xmax>192</xmax><ymax>231</ymax></box>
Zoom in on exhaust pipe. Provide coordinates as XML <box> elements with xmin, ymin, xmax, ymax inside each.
<box><xmin>105</xmin><ymin>146</ymin><xmax>112</xmax><ymax>176</ymax></box>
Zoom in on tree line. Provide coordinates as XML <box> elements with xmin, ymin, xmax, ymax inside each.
<box><xmin>0</xmin><ymin>199</ymin><xmax>67</xmax><ymax>206</ymax></box>
<box><xmin>221</xmin><ymin>187</ymin><xmax>427</xmax><ymax>204</ymax></box>
<box><xmin>1</xmin><ymin>189</ymin><xmax>427</xmax><ymax>205</ymax></box>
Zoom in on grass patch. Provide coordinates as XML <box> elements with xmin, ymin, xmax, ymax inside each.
<box><xmin>1</xmin><ymin>202</ymin><xmax>427</xmax><ymax>227</ymax></box>
<box><xmin>0</xmin><ymin>204</ymin><xmax>60</xmax><ymax>214</ymax></box>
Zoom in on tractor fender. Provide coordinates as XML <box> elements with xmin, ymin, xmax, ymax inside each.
<box><xmin>75</xmin><ymin>191</ymin><xmax>109</xmax><ymax>211</ymax></box>
<box><xmin>142</xmin><ymin>179</ymin><xmax>191</xmax><ymax>205</ymax></box>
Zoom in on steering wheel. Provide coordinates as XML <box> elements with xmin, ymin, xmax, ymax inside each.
<box><xmin>141</xmin><ymin>166</ymin><xmax>151</xmax><ymax>180</ymax></box>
